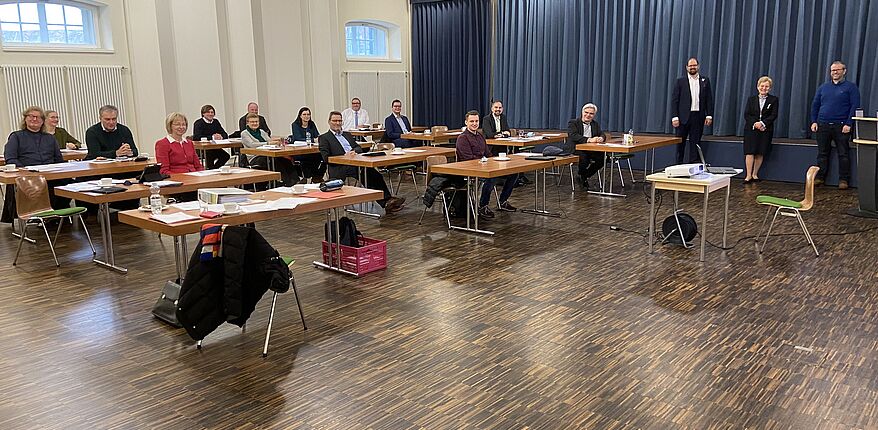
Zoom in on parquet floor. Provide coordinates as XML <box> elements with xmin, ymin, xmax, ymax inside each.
<box><xmin>1</xmin><ymin>173</ymin><xmax>877</xmax><ymax>429</ymax></box>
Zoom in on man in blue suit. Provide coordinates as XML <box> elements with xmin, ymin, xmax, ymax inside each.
<box><xmin>671</xmin><ymin>57</ymin><xmax>714</xmax><ymax>163</ymax></box>
<box><xmin>383</xmin><ymin>99</ymin><xmax>414</xmax><ymax>148</ymax></box>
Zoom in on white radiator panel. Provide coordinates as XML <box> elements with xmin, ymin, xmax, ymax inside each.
<box><xmin>3</xmin><ymin>65</ymin><xmax>67</xmax><ymax>132</ymax></box>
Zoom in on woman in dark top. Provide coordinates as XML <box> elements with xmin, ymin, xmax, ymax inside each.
<box><xmin>743</xmin><ymin>76</ymin><xmax>779</xmax><ymax>183</ymax></box>
<box><xmin>290</xmin><ymin>106</ymin><xmax>325</xmax><ymax>183</ymax></box>
<box><xmin>192</xmin><ymin>104</ymin><xmax>231</xmax><ymax>169</ymax></box>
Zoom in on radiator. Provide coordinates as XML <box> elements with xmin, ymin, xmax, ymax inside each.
<box><xmin>345</xmin><ymin>71</ymin><xmax>408</xmax><ymax>122</ymax></box>
<box><xmin>2</xmin><ymin>65</ymin><xmax>126</xmax><ymax>141</ymax></box>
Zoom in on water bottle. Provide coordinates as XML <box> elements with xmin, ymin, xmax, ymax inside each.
<box><xmin>149</xmin><ymin>183</ymin><xmax>162</xmax><ymax>214</ymax></box>
<box><xmin>306</xmin><ymin>131</ymin><xmax>312</xmax><ymax>143</ymax></box>
<box><xmin>627</xmin><ymin>128</ymin><xmax>635</xmax><ymax>145</ymax></box>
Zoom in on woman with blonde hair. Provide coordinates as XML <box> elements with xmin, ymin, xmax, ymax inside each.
<box><xmin>742</xmin><ymin>76</ymin><xmax>779</xmax><ymax>183</ymax></box>
<box><xmin>154</xmin><ymin>112</ymin><xmax>204</xmax><ymax>175</ymax></box>
<box><xmin>44</xmin><ymin>110</ymin><xmax>82</xmax><ymax>150</ymax></box>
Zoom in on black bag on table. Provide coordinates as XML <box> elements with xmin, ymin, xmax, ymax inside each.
<box><xmin>152</xmin><ymin>280</ymin><xmax>182</xmax><ymax>327</ymax></box>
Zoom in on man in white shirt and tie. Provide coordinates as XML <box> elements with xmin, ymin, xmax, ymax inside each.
<box><xmin>671</xmin><ymin>57</ymin><xmax>714</xmax><ymax>163</ymax></box>
<box><xmin>342</xmin><ymin>97</ymin><xmax>370</xmax><ymax>131</ymax></box>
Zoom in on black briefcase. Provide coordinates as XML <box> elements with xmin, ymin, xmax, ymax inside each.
<box><xmin>151</xmin><ymin>280</ymin><xmax>182</xmax><ymax>327</ymax></box>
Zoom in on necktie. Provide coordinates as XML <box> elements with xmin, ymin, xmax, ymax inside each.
<box><xmin>355</xmin><ymin>112</ymin><xmax>359</xmax><ymax>127</ymax></box>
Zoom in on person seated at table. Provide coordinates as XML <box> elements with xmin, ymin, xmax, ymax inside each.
<box><xmin>155</xmin><ymin>112</ymin><xmax>204</xmax><ymax>175</ymax></box>
<box><xmin>2</xmin><ymin>106</ymin><xmax>70</xmax><ymax>216</ymax></box>
<box><xmin>383</xmin><ymin>99</ymin><xmax>414</xmax><ymax>148</ymax></box>
<box><xmin>456</xmin><ymin>110</ymin><xmax>517</xmax><ymax>219</ymax></box>
<box><xmin>566</xmin><ymin>103</ymin><xmax>607</xmax><ymax>189</ymax></box>
<box><xmin>237</xmin><ymin>102</ymin><xmax>271</xmax><ymax>135</ymax></box>
<box><xmin>240</xmin><ymin>113</ymin><xmax>296</xmax><ymax>186</ymax></box>
<box><xmin>85</xmin><ymin>104</ymin><xmax>138</xmax><ymax>159</ymax></box>
<box><xmin>482</xmin><ymin>100</ymin><xmax>511</xmax><ymax>138</ymax></box>
<box><xmin>45</xmin><ymin>110</ymin><xmax>82</xmax><ymax>150</ymax></box>
<box><xmin>342</xmin><ymin>97</ymin><xmax>370</xmax><ymax>131</ymax></box>
<box><xmin>290</xmin><ymin>106</ymin><xmax>325</xmax><ymax>183</ymax></box>
<box><xmin>192</xmin><ymin>104</ymin><xmax>230</xmax><ymax>169</ymax></box>
<box><xmin>319</xmin><ymin>111</ymin><xmax>405</xmax><ymax>213</ymax></box>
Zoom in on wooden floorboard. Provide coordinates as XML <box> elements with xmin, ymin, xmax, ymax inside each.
<box><xmin>1</xmin><ymin>174</ymin><xmax>877</xmax><ymax>429</ymax></box>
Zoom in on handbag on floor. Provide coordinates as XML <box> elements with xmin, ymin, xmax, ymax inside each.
<box><xmin>152</xmin><ymin>280</ymin><xmax>182</xmax><ymax>327</ymax></box>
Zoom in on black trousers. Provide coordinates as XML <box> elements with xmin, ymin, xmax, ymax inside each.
<box><xmin>578</xmin><ymin>152</ymin><xmax>605</xmax><ymax>180</ymax></box>
<box><xmin>815</xmin><ymin>123</ymin><xmax>852</xmax><ymax>181</ymax></box>
<box><xmin>204</xmin><ymin>149</ymin><xmax>230</xmax><ymax>170</ymax></box>
<box><xmin>676</xmin><ymin>110</ymin><xmax>705</xmax><ymax>164</ymax></box>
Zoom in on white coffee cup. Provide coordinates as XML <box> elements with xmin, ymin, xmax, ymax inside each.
<box><xmin>100</xmin><ymin>177</ymin><xmax>113</xmax><ymax>186</ymax></box>
<box><xmin>3</xmin><ymin>164</ymin><xmax>17</xmax><ymax>172</ymax></box>
<box><xmin>498</xmin><ymin>152</ymin><xmax>507</xmax><ymax>159</ymax></box>
<box><xmin>293</xmin><ymin>184</ymin><xmax>306</xmax><ymax>193</ymax></box>
<box><xmin>424</xmin><ymin>129</ymin><xmax>432</xmax><ymax>135</ymax></box>
<box><xmin>392</xmin><ymin>148</ymin><xmax>404</xmax><ymax>154</ymax></box>
<box><xmin>219</xmin><ymin>166</ymin><xmax>231</xmax><ymax>174</ymax></box>
<box><xmin>223</xmin><ymin>202</ymin><xmax>240</xmax><ymax>213</ymax></box>
<box><xmin>200</xmin><ymin>137</ymin><xmax>208</xmax><ymax>141</ymax></box>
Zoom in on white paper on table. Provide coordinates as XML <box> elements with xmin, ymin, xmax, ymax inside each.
<box><xmin>291</xmin><ymin>141</ymin><xmax>309</xmax><ymax>146</ymax></box>
<box><xmin>185</xmin><ymin>170</ymin><xmax>220</xmax><ymax>176</ymax></box>
<box><xmin>212</xmin><ymin>139</ymin><xmax>230</xmax><ymax>144</ymax></box>
<box><xmin>26</xmin><ymin>162</ymin><xmax>75</xmax><ymax>172</ymax></box>
<box><xmin>405</xmin><ymin>149</ymin><xmax>427</xmax><ymax>153</ymax></box>
<box><xmin>240</xmin><ymin>203</ymin><xmax>277</xmax><ymax>213</ymax></box>
<box><xmin>58</xmin><ymin>183</ymin><xmax>101</xmax><ymax>192</ymax></box>
<box><xmin>542</xmin><ymin>133</ymin><xmax>562</xmax><ymax>137</ymax></box>
<box><xmin>151</xmin><ymin>212</ymin><xmax>199</xmax><ymax>224</ymax></box>
<box><xmin>171</xmin><ymin>201</ymin><xmax>201</xmax><ymax>211</ymax></box>
<box><xmin>445</xmin><ymin>131</ymin><xmax>463</xmax><ymax>135</ymax></box>
<box><xmin>206</xmin><ymin>204</ymin><xmax>225</xmax><ymax>212</ymax></box>
<box><xmin>257</xmin><ymin>145</ymin><xmax>281</xmax><ymax>150</ymax></box>
<box><xmin>304</xmin><ymin>183</ymin><xmax>321</xmax><ymax>190</ymax></box>
<box><xmin>512</xmin><ymin>152</ymin><xmax>543</xmax><ymax>157</ymax></box>
<box><xmin>271</xmin><ymin>197</ymin><xmax>318</xmax><ymax>210</ymax></box>
<box><xmin>268</xmin><ymin>186</ymin><xmax>294</xmax><ymax>194</ymax></box>
<box><xmin>143</xmin><ymin>180</ymin><xmax>183</xmax><ymax>187</ymax></box>
<box><xmin>60</xmin><ymin>149</ymin><xmax>86</xmax><ymax>154</ymax></box>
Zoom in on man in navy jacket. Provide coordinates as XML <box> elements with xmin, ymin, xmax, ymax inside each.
<box><xmin>671</xmin><ymin>57</ymin><xmax>714</xmax><ymax>164</ymax></box>
<box><xmin>383</xmin><ymin>99</ymin><xmax>414</xmax><ymax>148</ymax></box>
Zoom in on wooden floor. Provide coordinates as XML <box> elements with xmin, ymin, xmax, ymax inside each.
<box><xmin>1</xmin><ymin>173</ymin><xmax>877</xmax><ymax>429</ymax></box>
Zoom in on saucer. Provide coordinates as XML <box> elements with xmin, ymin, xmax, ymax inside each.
<box><xmin>291</xmin><ymin>190</ymin><xmax>309</xmax><ymax>195</ymax></box>
<box><xmin>494</xmin><ymin>157</ymin><xmax>511</xmax><ymax>161</ymax></box>
<box><xmin>219</xmin><ymin>171</ymin><xmax>234</xmax><ymax>175</ymax></box>
<box><xmin>391</xmin><ymin>151</ymin><xmax>406</xmax><ymax>155</ymax></box>
<box><xmin>223</xmin><ymin>210</ymin><xmax>242</xmax><ymax>215</ymax></box>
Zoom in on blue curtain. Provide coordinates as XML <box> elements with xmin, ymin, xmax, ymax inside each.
<box><xmin>494</xmin><ymin>0</ymin><xmax>877</xmax><ymax>138</ymax></box>
<box><xmin>411</xmin><ymin>0</ymin><xmax>492</xmax><ymax>129</ymax></box>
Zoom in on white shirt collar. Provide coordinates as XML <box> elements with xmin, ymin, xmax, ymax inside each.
<box><xmin>167</xmin><ymin>135</ymin><xmax>183</xmax><ymax>144</ymax></box>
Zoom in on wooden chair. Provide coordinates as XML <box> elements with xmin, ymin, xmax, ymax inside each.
<box><xmin>12</xmin><ymin>175</ymin><xmax>95</xmax><ymax>267</ymax></box>
<box><xmin>755</xmin><ymin>166</ymin><xmax>820</xmax><ymax>256</ymax></box>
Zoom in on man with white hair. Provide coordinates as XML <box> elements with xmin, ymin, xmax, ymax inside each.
<box><xmin>566</xmin><ymin>103</ymin><xmax>607</xmax><ymax>188</ymax></box>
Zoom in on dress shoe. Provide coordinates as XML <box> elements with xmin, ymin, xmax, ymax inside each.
<box><xmin>384</xmin><ymin>196</ymin><xmax>406</xmax><ymax>213</ymax></box>
<box><xmin>497</xmin><ymin>201</ymin><xmax>517</xmax><ymax>212</ymax></box>
<box><xmin>838</xmin><ymin>180</ymin><xmax>849</xmax><ymax>190</ymax></box>
<box><xmin>477</xmin><ymin>205</ymin><xmax>495</xmax><ymax>219</ymax></box>
<box><xmin>814</xmin><ymin>178</ymin><xmax>825</xmax><ymax>186</ymax></box>
<box><xmin>743</xmin><ymin>178</ymin><xmax>752</xmax><ymax>184</ymax></box>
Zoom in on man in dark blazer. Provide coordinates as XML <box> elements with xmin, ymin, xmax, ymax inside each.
<box><xmin>383</xmin><ymin>99</ymin><xmax>414</xmax><ymax>148</ymax></box>
<box><xmin>566</xmin><ymin>103</ymin><xmax>607</xmax><ymax>188</ymax></box>
<box><xmin>319</xmin><ymin>111</ymin><xmax>405</xmax><ymax>213</ymax></box>
<box><xmin>671</xmin><ymin>57</ymin><xmax>714</xmax><ymax>163</ymax></box>
<box><xmin>482</xmin><ymin>100</ymin><xmax>511</xmax><ymax>138</ymax></box>
<box><xmin>237</xmin><ymin>102</ymin><xmax>271</xmax><ymax>136</ymax></box>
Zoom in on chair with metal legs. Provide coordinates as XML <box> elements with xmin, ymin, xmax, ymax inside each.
<box><xmin>608</xmin><ymin>153</ymin><xmax>636</xmax><ymax>187</ymax></box>
<box><xmin>374</xmin><ymin>143</ymin><xmax>420</xmax><ymax>196</ymax></box>
<box><xmin>418</xmin><ymin>155</ymin><xmax>471</xmax><ymax>228</ymax></box>
<box><xmin>12</xmin><ymin>175</ymin><xmax>95</xmax><ymax>267</ymax></box>
<box><xmin>755</xmin><ymin>166</ymin><xmax>820</xmax><ymax>256</ymax></box>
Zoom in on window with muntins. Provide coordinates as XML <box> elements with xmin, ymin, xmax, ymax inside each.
<box><xmin>345</xmin><ymin>23</ymin><xmax>388</xmax><ymax>59</ymax></box>
<box><xmin>0</xmin><ymin>1</ymin><xmax>96</xmax><ymax>46</ymax></box>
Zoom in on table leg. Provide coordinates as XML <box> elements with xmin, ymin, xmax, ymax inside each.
<box><xmin>587</xmin><ymin>153</ymin><xmax>626</xmax><ymax>197</ymax></box>
<box><xmin>522</xmin><ymin>168</ymin><xmax>561</xmax><ymax>217</ymax></box>
<box><xmin>722</xmin><ymin>182</ymin><xmax>730</xmax><ymax>248</ymax></box>
<box><xmin>648</xmin><ymin>183</ymin><xmax>656</xmax><ymax>253</ymax></box>
<box><xmin>93</xmin><ymin>202</ymin><xmax>127</xmax><ymax>273</ymax></box>
<box><xmin>344</xmin><ymin>166</ymin><xmax>380</xmax><ymax>218</ymax></box>
<box><xmin>700</xmin><ymin>186</ymin><xmax>709</xmax><ymax>262</ymax></box>
<box><xmin>448</xmin><ymin>175</ymin><xmax>494</xmax><ymax>235</ymax></box>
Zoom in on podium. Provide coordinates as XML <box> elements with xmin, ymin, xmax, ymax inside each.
<box><xmin>852</xmin><ymin>117</ymin><xmax>878</xmax><ymax>218</ymax></box>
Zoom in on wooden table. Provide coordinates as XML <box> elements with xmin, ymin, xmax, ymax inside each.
<box><xmin>193</xmin><ymin>139</ymin><xmax>243</xmax><ymax>167</ymax></box>
<box><xmin>240</xmin><ymin>143</ymin><xmax>371</xmax><ymax>185</ymax></box>
<box><xmin>577</xmin><ymin>135</ymin><xmax>681</xmax><ymax>197</ymax></box>
<box><xmin>119</xmin><ymin>186</ymin><xmax>383</xmax><ymax>278</ymax></box>
<box><xmin>429</xmin><ymin>154</ymin><xmax>577</xmax><ymax>235</ymax></box>
<box><xmin>0</xmin><ymin>150</ymin><xmax>88</xmax><ymax>166</ymax></box>
<box><xmin>646</xmin><ymin>170</ymin><xmax>740</xmax><ymax>262</ymax></box>
<box><xmin>348</xmin><ymin>129</ymin><xmax>385</xmax><ymax>141</ymax></box>
<box><xmin>54</xmin><ymin>169</ymin><xmax>279</xmax><ymax>273</ymax></box>
<box><xmin>486</xmin><ymin>133</ymin><xmax>568</xmax><ymax>152</ymax></box>
<box><xmin>0</xmin><ymin>158</ymin><xmax>155</xmax><ymax>184</ymax></box>
<box><xmin>401</xmin><ymin>130</ymin><xmax>463</xmax><ymax>146</ymax></box>
<box><xmin>328</xmin><ymin>146</ymin><xmax>456</xmax><ymax>217</ymax></box>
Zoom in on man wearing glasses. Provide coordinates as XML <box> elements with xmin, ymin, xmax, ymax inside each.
<box><xmin>342</xmin><ymin>97</ymin><xmax>370</xmax><ymax>131</ymax></box>
<box><xmin>810</xmin><ymin>60</ymin><xmax>861</xmax><ymax>189</ymax></box>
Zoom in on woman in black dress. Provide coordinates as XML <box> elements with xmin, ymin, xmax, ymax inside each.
<box><xmin>743</xmin><ymin>76</ymin><xmax>778</xmax><ymax>183</ymax></box>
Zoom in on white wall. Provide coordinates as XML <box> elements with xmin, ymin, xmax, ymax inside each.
<box><xmin>0</xmin><ymin>0</ymin><xmax>412</xmax><ymax>154</ymax></box>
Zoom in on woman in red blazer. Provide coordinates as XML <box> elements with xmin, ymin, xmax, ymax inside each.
<box><xmin>155</xmin><ymin>112</ymin><xmax>204</xmax><ymax>175</ymax></box>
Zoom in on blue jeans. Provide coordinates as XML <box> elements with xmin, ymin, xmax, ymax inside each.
<box><xmin>480</xmin><ymin>174</ymin><xmax>517</xmax><ymax>207</ymax></box>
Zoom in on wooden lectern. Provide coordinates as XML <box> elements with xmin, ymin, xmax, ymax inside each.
<box><xmin>852</xmin><ymin>117</ymin><xmax>878</xmax><ymax>218</ymax></box>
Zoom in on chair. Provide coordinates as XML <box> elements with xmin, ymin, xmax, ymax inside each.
<box><xmin>375</xmin><ymin>143</ymin><xmax>420</xmax><ymax>196</ymax></box>
<box><xmin>196</xmin><ymin>256</ymin><xmax>306</xmax><ymax>357</ymax></box>
<box><xmin>755</xmin><ymin>166</ymin><xmax>819</xmax><ymax>256</ymax></box>
<box><xmin>418</xmin><ymin>155</ymin><xmax>471</xmax><ymax>228</ymax></box>
<box><xmin>609</xmin><ymin>153</ymin><xmax>636</xmax><ymax>186</ymax></box>
<box><xmin>12</xmin><ymin>175</ymin><xmax>95</xmax><ymax>267</ymax></box>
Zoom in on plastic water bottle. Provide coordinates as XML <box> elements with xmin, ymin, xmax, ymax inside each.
<box><xmin>306</xmin><ymin>131</ymin><xmax>312</xmax><ymax>143</ymax></box>
<box><xmin>149</xmin><ymin>183</ymin><xmax>162</xmax><ymax>215</ymax></box>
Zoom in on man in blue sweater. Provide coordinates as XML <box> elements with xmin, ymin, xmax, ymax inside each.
<box><xmin>810</xmin><ymin>60</ymin><xmax>861</xmax><ymax>189</ymax></box>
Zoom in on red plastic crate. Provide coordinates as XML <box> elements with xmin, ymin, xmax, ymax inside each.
<box><xmin>321</xmin><ymin>236</ymin><xmax>387</xmax><ymax>275</ymax></box>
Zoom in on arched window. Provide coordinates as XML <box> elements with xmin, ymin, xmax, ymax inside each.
<box><xmin>0</xmin><ymin>1</ymin><xmax>97</xmax><ymax>46</ymax></box>
<box><xmin>345</xmin><ymin>22</ymin><xmax>388</xmax><ymax>59</ymax></box>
